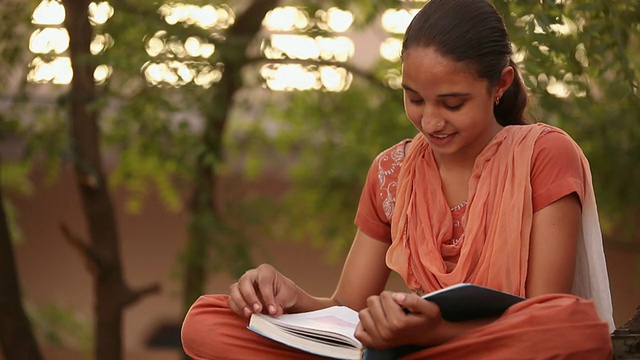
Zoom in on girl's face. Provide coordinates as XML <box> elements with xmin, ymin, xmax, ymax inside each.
<box><xmin>401</xmin><ymin>46</ymin><xmax>512</xmax><ymax>163</ymax></box>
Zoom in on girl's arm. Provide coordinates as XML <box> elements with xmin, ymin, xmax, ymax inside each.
<box><xmin>526</xmin><ymin>192</ymin><xmax>581</xmax><ymax>297</ymax></box>
<box><xmin>228</xmin><ymin>229</ymin><xmax>391</xmax><ymax>317</ymax></box>
<box><xmin>357</xmin><ymin>193</ymin><xmax>583</xmax><ymax>349</ymax></box>
<box><xmin>332</xmin><ymin>230</ymin><xmax>392</xmax><ymax>310</ymax></box>
<box><xmin>289</xmin><ymin>229</ymin><xmax>392</xmax><ymax>313</ymax></box>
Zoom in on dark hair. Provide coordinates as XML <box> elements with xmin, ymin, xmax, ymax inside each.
<box><xmin>402</xmin><ymin>0</ymin><xmax>529</xmax><ymax>126</ymax></box>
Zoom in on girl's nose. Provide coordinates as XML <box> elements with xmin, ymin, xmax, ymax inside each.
<box><xmin>422</xmin><ymin>106</ymin><xmax>443</xmax><ymax>132</ymax></box>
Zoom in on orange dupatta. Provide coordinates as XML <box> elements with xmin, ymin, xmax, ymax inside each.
<box><xmin>386</xmin><ymin>124</ymin><xmax>614</xmax><ymax>329</ymax></box>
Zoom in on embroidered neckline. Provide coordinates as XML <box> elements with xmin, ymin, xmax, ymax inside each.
<box><xmin>444</xmin><ymin>233</ymin><xmax>465</xmax><ymax>246</ymax></box>
<box><xmin>450</xmin><ymin>200</ymin><xmax>468</xmax><ymax>212</ymax></box>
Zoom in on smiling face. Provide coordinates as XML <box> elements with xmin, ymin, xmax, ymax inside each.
<box><xmin>402</xmin><ymin>46</ymin><xmax>513</xmax><ymax>164</ymax></box>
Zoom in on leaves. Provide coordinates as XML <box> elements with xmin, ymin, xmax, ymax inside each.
<box><xmin>250</xmin><ymin>78</ymin><xmax>412</xmax><ymax>256</ymax></box>
<box><xmin>1</xmin><ymin>0</ymin><xmax>639</xmax><ymax>276</ymax></box>
<box><xmin>511</xmin><ymin>0</ymin><xmax>640</xmax><ymax>244</ymax></box>
<box><xmin>28</xmin><ymin>302</ymin><xmax>92</xmax><ymax>355</ymax></box>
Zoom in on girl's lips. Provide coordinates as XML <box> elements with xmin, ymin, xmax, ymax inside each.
<box><xmin>428</xmin><ymin>132</ymin><xmax>455</xmax><ymax>146</ymax></box>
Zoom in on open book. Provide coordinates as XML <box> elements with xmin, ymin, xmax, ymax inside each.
<box><xmin>249</xmin><ymin>305</ymin><xmax>362</xmax><ymax>359</ymax></box>
<box><xmin>247</xmin><ymin>283</ymin><xmax>525</xmax><ymax>359</ymax></box>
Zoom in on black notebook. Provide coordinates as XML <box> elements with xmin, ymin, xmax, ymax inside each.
<box><xmin>422</xmin><ymin>283</ymin><xmax>525</xmax><ymax>322</ymax></box>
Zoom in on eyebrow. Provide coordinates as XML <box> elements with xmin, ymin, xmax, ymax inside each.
<box><xmin>401</xmin><ymin>84</ymin><xmax>471</xmax><ymax>98</ymax></box>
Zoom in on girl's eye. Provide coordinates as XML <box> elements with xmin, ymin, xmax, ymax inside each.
<box><xmin>409</xmin><ymin>98</ymin><xmax>424</xmax><ymax>105</ymax></box>
<box><xmin>443</xmin><ymin>102</ymin><xmax>464</xmax><ymax>110</ymax></box>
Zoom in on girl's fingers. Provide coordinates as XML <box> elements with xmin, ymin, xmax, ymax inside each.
<box><xmin>255</xmin><ymin>269</ymin><xmax>278</xmax><ymax>314</ymax></box>
<box><xmin>227</xmin><ymin>264</ymin><xmax>300</xmax><ymax>318</ymax></box>
<box><xmin>355</xmin><ymin>307</ymin><xmax>380</xmax><ymax>347</ymax></box>
<box><xmin>228</xmin><ymin>282</ymin><xmax>254</xmax><ymax>318</ymax></box>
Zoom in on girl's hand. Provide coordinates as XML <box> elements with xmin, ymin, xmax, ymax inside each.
<box><xmin>354</xmin><ymin>291</ymin><xmax>447</xmax><ymax>349</ymax></box>
<box><xmin>227</xmin><ymin>264</ymin><xmax>299</xmax><ymax>318</ymax></box>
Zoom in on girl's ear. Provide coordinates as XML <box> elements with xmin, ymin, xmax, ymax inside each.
<box><xmin>495</xmin><ymin>66</ymin><xmax>514</xmax><ymax>99</ymax></box>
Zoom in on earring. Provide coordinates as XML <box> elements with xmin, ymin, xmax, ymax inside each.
<box><xmin>495</xmin><ymin>96</ymin><xmax>500</xmax><ymax>105</ymax></box>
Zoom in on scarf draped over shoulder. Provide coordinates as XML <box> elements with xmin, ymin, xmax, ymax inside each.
<box><xmin>386</xmin><ymin>123</ymin><xmax>614</xmax><ymax>330</ymax></box>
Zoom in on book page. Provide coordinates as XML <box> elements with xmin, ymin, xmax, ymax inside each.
<box><xmin>254</xmin><ymin>306</ymin><xmax>360</xmax><ymax>345</ymax></box>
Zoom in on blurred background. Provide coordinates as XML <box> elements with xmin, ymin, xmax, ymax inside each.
<box><xmin>1</xmin><ymin>0</ymin><xmax>639</xmax><ymax>359</ymax></box>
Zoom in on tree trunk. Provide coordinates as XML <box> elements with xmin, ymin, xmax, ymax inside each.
<box><xmin>0</xmin><ymin>158</ymin><xmax>43</xmax><ymax>360</ymax></box>
<box><xmin>61</xmin><ymin>1</ymin><xmax>159</xmax><ymax>359</ymax></box>
<box><xmin>181</xmin><ymin>0</ymin><xmax>280</xmax><ymax>312</ymax></box>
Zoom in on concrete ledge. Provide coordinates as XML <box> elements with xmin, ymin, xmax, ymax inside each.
<box><xmin>612</xmin><ymin>307</ymin><xmax>640</xmax><ymax>360</ymax></box>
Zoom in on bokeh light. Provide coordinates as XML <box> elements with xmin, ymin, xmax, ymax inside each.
<box><xmin>29</xmin><ymin>28</ymin><xmax>69</xmax><ymax>54</ymax></box>
<box><xmin>141</xmin><ymin>5</ymin><xmax>234</xmax><ymax>87</ymax></box>
<box><xmin>317</xmin><ymin>7</ymin><xmax>354</xmax><ymax>32</ymax></box>
<box><xmin>261</xmin><ymin>6</ymin><xmax>355</xmax><ymax>92</ymax></box>
<box><xmin>379</xmin><ymin>38</ymin><xmax>402</xmax><ymax>62</ymax></box>
<box><xmin>89</xmin><ymin>2</ymin><xmax>114</xmax><ymax>25</ymax></box>
<box><xmin>32</xmin><ymin>0</ymin><xmax>65</xmax><ymax>25</ymax></box>
<box><xmin>263</xmin><ymin>6</ymin><xmax>310</xmax><ymax>32</ymax></box>
<box><xmin>26</xmin><ymin>2</ymin><xmax>452</xmax><ymax>93</ymax></box>
<box><xmin>142</xmin><ymin>60</ymin><xmax>223</xmax><ymax>88</ymax></box>
<box><xmin>29</xmin><ymin>0</ymin><xmax>114</xmax><ymax>85</ymax></box>
<box><xmin>158</xmin><ymin>3</ymin><xmax>234</xmax><ymax>30</ymax></box>
<box><xmin>378</xmin><ymin>5</ymin><xmax>423</xmax><ymax>88</ymax></box>
<box><xmin>29</xmin><ymin>1</ymin><xmax>234</xmax><ymax>87</ymax></box>
<box><xmin>27</xmin><ymin>56</ymin><xmax>72</xmax><ymax>84</ymax></box>
<box><xmin>381</xmin><ymin>8</ymin><xmax>418</xmax><ymax>35</ymax></box>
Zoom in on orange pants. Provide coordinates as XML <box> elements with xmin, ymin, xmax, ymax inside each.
<box><xmin>181</xmin><ymin>294</ymin><xmax>612</xmax><ymax>360</ymax></box>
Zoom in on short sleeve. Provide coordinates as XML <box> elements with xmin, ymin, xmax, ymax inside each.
<box><xmin>354</xmin><ymin>141</ymin><xmax>408</xmax><ymax>243</ymax></box>
<box><xmin>531</xmin><ymin>130</ymin><xmax>585</xmax><ymax>212</ymax></box>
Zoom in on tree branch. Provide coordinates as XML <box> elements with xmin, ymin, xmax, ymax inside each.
<box><xmin>122</xmin><ymin>283</ymin><xmax>161</xmax><ymax>308</ymax></box>
<box><xmin>229</xmin><ymin>0</ymin><xmax>280</xmax><ymax>38</ymax></box>
<box><xmin>59</xmin><ymin>222</ymin><xmax>101</xmax><ymax>276</ymax></box>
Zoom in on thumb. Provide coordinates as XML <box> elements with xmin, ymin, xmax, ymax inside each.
<box><xmin>391</xmin><ymin>292</ymin><xmax>415</xmax><ymax>313</ymax></box>
<box><xmin>393</xmin><ymin>292</ymin><xmax>440</xmax><ymax>316</ymax></box>
<box><xmin>270</xmin><ymin>276</ymin><xmax>298</xmax><ymax>315</ymax></box>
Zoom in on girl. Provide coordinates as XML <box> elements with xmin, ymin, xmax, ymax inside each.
<box><xmin>181</xmin><ymin>1</ymin><xmax>614</xmax><ymax>358</ymax></box>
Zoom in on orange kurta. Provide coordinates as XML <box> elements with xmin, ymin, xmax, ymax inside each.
<box><xmin>384</xmin><ymin>124</ymin><xmax>613</xmax><ymax>329</ymax></box>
